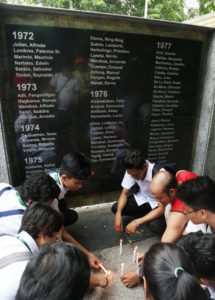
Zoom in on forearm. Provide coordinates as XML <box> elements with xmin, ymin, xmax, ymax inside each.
<box><xmin>61</xmin><ymin>226</ymin><xmax>90</xmax><ymax>256</ymax></box>
<box><xmin>116</xmin><ymin>190</ymin><xmax>129</xmax><ymax>213</ymax></box>
<box><xmin>135</xmin><ymin>204</ymin><xmax>165</xmax><ymax>225</ymax></box>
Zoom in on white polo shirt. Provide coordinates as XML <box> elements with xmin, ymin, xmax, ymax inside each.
<box><xmin>121</xmin><ymin>161</ymin><xmax>157</xmax><ymax>208</ymax></box>
<box><xmin>49</xmin><ymin>171</ymin><xmax>69</xmax><ymax>201</ymax></box>
<box><xmin>0</xmin><ymin>182</ymin><xmax>59</xmax><ymax>235</ymax></box>
<box><xmin>0</xmin><ymin>231</ymin><xmax>39</xmax><ymax>300</ymax></box>
<box><xmin>0</xmin><ymin>183</ymin><xmax>26</xmax><ymax>236</ymax></box>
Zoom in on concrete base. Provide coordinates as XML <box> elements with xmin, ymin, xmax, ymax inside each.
<box><xmin>66</xmin><ymin>203</ymin><xmax>160</xmax><ymax>299</ymax></box>
<box><xmin>85</xmin><ymin>237</ymin><xmax>159</xmax><ymax>300</ymax></box>
<box><xmin>66</xmin><ymin>203</ymin><xmax>157</xmax><ymax>251</ymax></box>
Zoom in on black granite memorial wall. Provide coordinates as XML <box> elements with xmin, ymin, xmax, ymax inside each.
<box><xmin>0</xmin><ymin>5</ymin><xmax>203</xmax><ymax>193</ymax></box>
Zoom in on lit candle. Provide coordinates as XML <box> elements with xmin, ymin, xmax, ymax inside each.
<box><xmin>99</xmin><ymin>263</ymin><xmax>108</xmax><ymax>274</ymax></box>
<box><xmin>119</xmin><ymin>238</ymin><xmax>123</xmax><ymax>255</ymax></box>
<box><xmin>132</xmin><ymin>246</ymin><xmax>137</xmax><ymax>263</ymax></box>
<box><xmin>120</xmin><ymin>262</ymin><xmax>125</xmax><ymax>276</ymax></box>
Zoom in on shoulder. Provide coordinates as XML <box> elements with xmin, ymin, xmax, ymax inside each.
<box><xmin>171</xmin><ymin>198</ymin><xmax>185</xmax><ymax>212</ymax></box>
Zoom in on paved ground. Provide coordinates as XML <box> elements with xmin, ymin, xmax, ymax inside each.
<box><xmin>66</xmin><ymin>202</ymin><xmax>160</xmax><ymax>300</ymax></box>
<box><xmin>84</xmin><ymin>236</ymin><xmax>159</xmax><ymax>300</ymax></box>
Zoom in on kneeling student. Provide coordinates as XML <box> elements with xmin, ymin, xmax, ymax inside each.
<box><xmin>141</xmin><ymin>242</ymin><xmax>207</xmax><ymax>300</ymax></box>
<box><xmin>0</xmin><ymin>202</ymin><xmax>63</xmax><ymax>300</ymax></box>
<box><xmin>178</xmin><ymin>232</ymin><xmax>215</xmax><ymax>299</ymax></box>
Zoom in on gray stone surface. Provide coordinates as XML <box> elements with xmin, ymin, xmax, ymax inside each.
<box><xmin>66</xmin><ymin>203</ymin><xmax>160</xmax><ymax>300</ymax></box>
<box><xmin>193</xmin><ymin>31</ymin><xmax>215</xmax><ymax>176</ymax></box>
<box><xmin>203</xmin><ymin>33</ymin><xmax>215</xmax><ymax>179</ymax></box>
<box><xmin>67</xmin><ymin>203</ymin><xmax>157</xmax><ymax>251</ymax></box>
<box><xmin>0</xmin><ymin>122</ymin><xmax>9</xmax><ymax>183</ymax></box>
<box><xmin>84</xmin><ymin>237</ymin><xmax>159</xmax><ymax>300</ymax></box>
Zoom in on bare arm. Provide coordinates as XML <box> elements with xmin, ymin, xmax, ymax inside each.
<box><xmin>61</xmin><ymin>226</ymin><xmax>100</xmax><ymax>269</ymax></box>
<box><xmin>125</xmin><ymin>203</ymin><xmax>165</xmax><ymax>233</ymax></box>
<box><xmin>161</xmin><ymin>212</ymin><xmax>188</xmax><ymax>243</ymax></box>
<box><xmin>114</xmin><ymin>188</ymin><xmax>129</xmax><ymax>231</ymax></box>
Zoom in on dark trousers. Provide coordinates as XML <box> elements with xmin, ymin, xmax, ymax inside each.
<box><xmin>58</xmin><ymin>198</ymin><xmax>78</xmax><ymax>227</ymax></box>
<box><xmin>111</xmin><ymin>195</ymin><xmax>166</xmax><ymax>235</ymax></box>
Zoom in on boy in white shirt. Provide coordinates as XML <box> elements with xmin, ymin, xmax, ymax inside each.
<box><xmin>111</xmin><ymin>148</ymin><xmax>165</xmax><ymax>235</ymax></box>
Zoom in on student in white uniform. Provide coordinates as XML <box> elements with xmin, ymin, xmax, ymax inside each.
<box><xmin>0</xmin><ymin>172</ymin><xmax>60</xmax><ymax>236</ymax></box>
<box><xmin>0</xmin><ymin>202</ymin><xmax>63</xmax><ymax>300</ymax></box>
<box><xmin>178</xmin><ymin>232</ymin><xmax>215</xmax><ymax>300</ymax></box>
<box><xmin>177</xmin><ymin>176</ymin><xmax>215</xmax><ymax>234</ymax></box>
<box><xmin>0</xmin><ymin>171</ymin><xmax>101</xmax><ymax>270</ymax></box>
<box><xmin>112</xmin><ymin>148</ymin><xmax>165</xmax><ymax>235</ymax></box>
<box><xmin>49</xmin><ymin>152</ymin><xmax>91</xmax><ymax>226</ymax></box>
<box><xmin>16</xmin><ymin>242</ymin><xmax>91</xmax><ymax>300</ymax></box>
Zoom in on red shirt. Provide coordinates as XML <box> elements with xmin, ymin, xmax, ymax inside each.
<box><xmin>170</xmin><ymin>170</ymin><xmax>198</xmax><ymax>213</ymax></box>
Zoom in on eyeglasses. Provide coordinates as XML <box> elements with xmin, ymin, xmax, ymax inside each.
<box><xmin>183</xmin><ymin>209</ymin><xmax>199</xmax><ymax>215</ymax></box>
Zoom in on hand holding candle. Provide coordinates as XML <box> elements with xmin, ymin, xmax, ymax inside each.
<box><xmin>99</xmin><ymin>263</ymin><xmax>108</xmax><ymax>274</ymax></box>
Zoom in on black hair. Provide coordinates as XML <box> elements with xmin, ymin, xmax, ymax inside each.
<box><xmin>18</xmin><ymin>202</ymin><xmax>63</xmax><ymax>240</ymax></box>
<box><xmin>177</xmin><ymin>232</ymin><xmax>215</xmax><ymax>280</ymax></box>
<box><xmin>122</xmin><ymin>148</ymin><xmax>146</xmax><ymax>170</ymax></box>
<box><xmin>141</xmin><ymin>242</ymin><xmax>207</xmax><ymax>300</ymax></box>
<box><xmin>17</xmin><ymin>172</ymin><xmax>60</xmax><ymax>203</ymax></box>
<box><xmin>177</xmin><ymin>176</ymin><xmax>215</xmax><ymax>213</ymax></box>
<box><xmin>59</xmin><ymin>152</ymin><xmax>91</xmax><ymax>180</ymax></box>
<box><xmin>163</xmin><ymin>171</ymin><xmax>178</xmax><ymax>195</ymax></box>
<box><xmin>16</xmin><ymin>242</ymin><xmax>90</xmax><ymax>300</ymax></box>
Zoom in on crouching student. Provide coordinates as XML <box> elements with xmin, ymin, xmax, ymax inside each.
<box><xmin>0</xmin><ymin>202</ymin><xmax>63</xmax><ymax>300</ymax></box>
<box><xmin>16</xmin><ymin>242</ymin><xmax>109</xmax><ymax>300</ymax></box>
<box><xmin>141</xmin><ymin>242</ymin><xmax>208</xmax><ymax>300</ymax></box>
<box><xmin>112</xmin><ymin>148</ymin><xmax>166</xmax><ymax>235</ymax></box>
<box><xmin>49</xmin><ymin>152</ymin><xmax>91</xmax><ymax>226</ymax></box>
<box><xmin>178</xmin><ymin>232</ymin><xmax>215</xmax><ymax>299</ymax></box>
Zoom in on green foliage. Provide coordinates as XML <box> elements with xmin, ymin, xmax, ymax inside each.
<box><xmin>7</xmin><ymin>0</ymin><xmax>214</xmax><ymax>21</ymax></box>
<box><xmin>148</xmin><ymin>0</ymin><xmax>186</xmax><ymax>21</ymax></box>
<box><xmin>199</xmin><ymin>0</ymin><xmax>215</xmax><ymax>15</ymax></box>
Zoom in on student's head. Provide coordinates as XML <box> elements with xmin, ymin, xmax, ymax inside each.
<box><xmin>16</xmin><ymin>242</ymin><xmax>90</xmax><ymax>300</ymax></box>
<box><xmin>59</xmin><ymin>152</ymin><xmax>91</xmax><ymax>191</ymax></box>
<box><xmin>150</xmin><ymin>171</ymin><xmax>177</xmax><ymax>205</ymax></box>
<box><xmin>177</xmin><ymin>176</ymin><xmax>215</xmax><ymax>224</ymax></box>
<box><xmin>18</xmin><ymin>202</ymin><xmax>63</xmax><ymax>246</ymax></box>
<box><xmin>141</xmin><ymin>242</ymin><xmax>207</xmax><ymax>300</ymax></box>
<box><xmin>122</xmin><ymin>148</ymin><xmax>147</xmax><ymax>180</ymax></box>
<box><xmin>177</xmin><ymin>232</ymin><xmax>215</xmax><ymax>286</ymax></box>
<box><xmin>18</xmin><ymin>172</ymin><xmax>60</xmax><ymax>205</ymax></box>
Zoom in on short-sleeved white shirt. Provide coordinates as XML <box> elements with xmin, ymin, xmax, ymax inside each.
<box><xmin>185</xmin><ymin>221</ymin><xmax>207</xmax><ymax>233</ymax></box>
<box><xmin>0</xmin><ymin>183</ymin><xmax>25</xmax><ymax>236</ymax></box>
<box><xmin>50</xmin><ymin>73</ymin><xmax>80</xmax><ymax>110</ymax></box>
<box><xmin>208</xmin><ymin>286</ymin><xmax>215</xmax><ymax>299</ymax></box>
<box><xmin>0</xmin><ymin>231</ymin><xmax>39</xmax><ymax>300</ymax></box>
<box><xmin>49</xmin><ymin>171</ymin><xmax>68</xmax><ymax>200</ymax></box>
<box><xmin>0</xmin><ymin>182</ymin><xmax>59</xmax><ymax>235</ymax></box>
<box><xmin>121</xmin><ymin>161</ymin><xmax>157</xmax><ymax>208</ymax></box>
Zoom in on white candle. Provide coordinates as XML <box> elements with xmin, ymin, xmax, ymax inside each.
<box><xmin>119</xmin><ymin>239</ymin><xmax>123</xmax><ymax>255</ymax></box>
<box><xmin>136</xmin><ymin>252</ymin><xmax>139</xmax><ymax>265</ymax></box>
<box><xmin>99</xmin><ymin>263</ymin><xmax>108</xmax><ymax>274</ymax></box>
<box><xmin>132</xmin><ymin>246</ymin><xmax>137</xmax><ymax>263</ymax></box>
<box><xmin>120</xmin><ymin>263</ymin><xmax>125</xmax><ymax>276</ymax></box>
